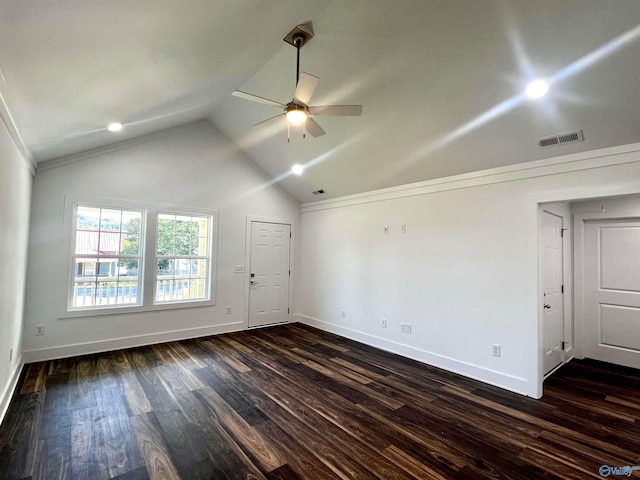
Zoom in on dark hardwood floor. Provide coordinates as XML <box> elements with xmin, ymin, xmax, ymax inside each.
<box><xmin>1</xmin><ymin>324</ymin><xmax>639</xmax><ymax>480</ymax></box>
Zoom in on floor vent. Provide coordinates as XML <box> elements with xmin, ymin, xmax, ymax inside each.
<box><xmin>537</xmin><ymin>129</ymin><xmax>584</xmax><ymax>148</ymax></box>
<box><xmin>312</xmin><ymin>189</ymin><xmax>325</xmax><ymax>195</ymax></box>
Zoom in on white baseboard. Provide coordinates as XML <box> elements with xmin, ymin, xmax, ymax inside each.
<box><xmin>295</xmin><ymin>314</ymin><xmax>531</xmax><ymax>397</ymax></box>
<box><xmin>22</xmin><ymin>322</ymin><xmax>245</xmax><ymax>363</ymax></box>
<box><xmin>0</xmin><ymin>356</ymin><xmax>24</xmax><ymax>425</ymax></box>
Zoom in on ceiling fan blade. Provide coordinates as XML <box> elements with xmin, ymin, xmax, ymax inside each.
<box><xmin>294</xmin><ymin>72</ymin><xmax>319</xmax><ymax>106</ymax></box>
<box><xmin>305</xmin><ymin>117</ymin><xmax>326</xmax><ymax>137</ymax></box>
<box><xmin>308</xmin><ymin>105</ymin><xmax>363</xmax><ymax>116</ymax></box>
<box><xmin>232</xmin><ymin>90</ymin><xmax>285</xmax><ymax>108</ymax></box>
<box><xmin>254</xmin><ymin>114</ymin><xmax>284</xmax><ymax>128</ymax></box>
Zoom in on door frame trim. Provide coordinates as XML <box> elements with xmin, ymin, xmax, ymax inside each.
<box><xmin>244</xmin><ymin>216</ymin><xmax>296</xmax><ymax>329</ymax></box>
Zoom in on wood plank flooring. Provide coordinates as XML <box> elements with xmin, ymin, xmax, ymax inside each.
<box><xmin>1</xmin><ymin>323</ymin><xmax>639</xmax><ymax>479</ymax></box>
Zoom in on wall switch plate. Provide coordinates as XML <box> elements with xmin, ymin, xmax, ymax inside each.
<box><xmin>381</xmin><ymin>318</ymin><xmax>387</xmax><ymax>328</ymax></box>
<box><xmin>406</xmin><ymin>323</ymin><xmax>412</xmax><ymax>334</ymax></box>
<box><xmin>341</xmin><ymin>309</ymin><xmax>346</xmax><ymax>318</ymax></box>
<box><xmin>226</xmin><ymin>306</ymin><xmax>232</xmax><ymax>314</ymax></box>
<box><xmin>492</xmin><ymin>344</ymin><xmax>501</xmax><ymax>357</ymax></box>
<box><xmin>400</xmin><ymin>323</ymin><xmax>406</xmax><ymax>333</ymax></box>
<box><xmin>401</xmin><ymin>224</ymin><xmax>406</xmax><ymax>233</ymax></box>
<box><xmin>34</xmin><ymin>325</ymin><xmax>45</xmax><ymax>336</ymax></box>
<box><xmin>384</xmin><ymin>225</ymin><xmax>389</xmax><ymax>234</ymax></box>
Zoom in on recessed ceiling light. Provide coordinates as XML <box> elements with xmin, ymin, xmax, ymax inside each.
<box><xmin>107</xmin><ymin>122</ymin><xmax>123</xmax><ymax>132</ymax></box>
<box><xmin>291</xmin><ymin>164</ymin><xmax>304</xmax><ymax>175</ymax></box>
<box><xmin>525</xmin><ymin>79</ymin><xmax>549</xmax><ymax>100</ymax></box>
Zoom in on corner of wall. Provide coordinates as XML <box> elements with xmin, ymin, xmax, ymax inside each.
<box><xmin>0</xmin><ymin>357</ymin><xmax>23</xmax><ymax>426</ymax></box>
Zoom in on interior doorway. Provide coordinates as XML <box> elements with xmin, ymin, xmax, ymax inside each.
<box><xmin>539</xmin><ymin>194</ymin><xmax>640</xmax><ymax>386</ymax></box>
<box><xmin>574</xmin><ymin>197</ymin><xmax>640</xmax><ymax>370</ymax></box>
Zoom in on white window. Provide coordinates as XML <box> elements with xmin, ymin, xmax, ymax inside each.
<box><xmin>67</xmin><ymin>201</ymin><xmax>217</xmax><ymax>314</ymax></box>
<box><xmin>155</xmin><ymin>213</ymin><xmax>212</xmax><ymax>304</ymax></box>
<box><xmin>71</xmin><ymin>205</ymin><xmax>144</xmax><ymax>308</ymax></box>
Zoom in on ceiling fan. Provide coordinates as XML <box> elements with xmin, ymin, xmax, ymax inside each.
<box><xmin>231</xmin><ymin>23</ymin><xmax>363</xmax><ymax>142</ymax></box>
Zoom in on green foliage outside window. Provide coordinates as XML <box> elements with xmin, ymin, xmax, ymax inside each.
<box><xmin>121</xmin><ymin>216</ymin><xmax>201</xmax><ymax>270</ymax></box>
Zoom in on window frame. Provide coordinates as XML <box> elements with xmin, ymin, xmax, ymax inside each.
<box><xmin>68</xmin><ymin>203</ymin><xmax>146</xmax><ymax>310</ymax></box>
<box><xmin>62</xmin><ymin>197</ymin><xmax>218</xmax><ymax>318</ymax></box>
<box><xmin>153</xmin><ymin>211</ymin><xmax>214</xmax><ymax>305</ymax></box>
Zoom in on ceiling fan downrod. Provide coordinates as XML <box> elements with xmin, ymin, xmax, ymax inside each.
<box><xmin>293</xmin><ymin>33</ymin><xmax>305</xmax><ymax>86</ymax></box>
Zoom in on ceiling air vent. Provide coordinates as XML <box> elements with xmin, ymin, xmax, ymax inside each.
<box><xmin>312</xmin><ymin>189</ymin><xmax>325</xmax><ymax>195</ymax></box>
<box><xmin>537</xmin><ymin>129</ymin><xmax>584</xmax><ymax>148</ymax></box>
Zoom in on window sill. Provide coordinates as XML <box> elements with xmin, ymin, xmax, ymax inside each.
<box><xmin>58</xmin><ymin>298</ymin><xmax>217</xmax><ymax>319</ymax></box>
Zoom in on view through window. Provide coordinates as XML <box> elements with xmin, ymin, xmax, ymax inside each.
<box><xmin>72</xmin><ymin>205</ymin><xmax>143</xmax><ymax>307</ymax></box>
<box><xmin>155</xmin><ymin>213</ymin><xmax>211</xmax><ymax>303</ymax></box>
<box><xmin>70</xmin><ymin>203</ymin><xmax>214</xmax><ymax>311</ymax></box>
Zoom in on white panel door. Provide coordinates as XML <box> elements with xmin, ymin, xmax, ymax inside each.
<box><xmin>583</xmin><ymin>220</ymin><xmax>640</xmax><ymax>368</ymax></box>
<box><xmin>541</xmin><ymin>211</ymin><xmax>564</xmax><ymax>374</ymax></box>
<box><xmin>248</xmin><ymin>222</ymin><xmax>291</xmax><ymax>328</ymax></box>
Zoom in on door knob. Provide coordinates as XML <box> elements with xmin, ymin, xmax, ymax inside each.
<box><xmin>543</xmin><ymin>304</ymin><xmax>551</xmax><ymax>309</ymax></box>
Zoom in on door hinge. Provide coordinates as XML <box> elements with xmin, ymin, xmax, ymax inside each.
<box><xmin>561</xmin><ymin>341</ymin><xmax>566</xmax><ymax>350</ymax></box>
<box><xmin>290</xmin><ymin>232</ymin><xmax>292</xmax><ymax>238</ymax></box>
<box><xmin>289</xmin><ymin>269</ymin><xmax>291</xmax><ymax>276</ymax></box>
<box><xmin>561</xmin><ymin>285</ymin><xmax>564</xmax><ymax>293</ymax></box>
<box><xmin>288</xmin><ymin>308</ymin><xmax>290</xmax><ymax>314</ymax></box>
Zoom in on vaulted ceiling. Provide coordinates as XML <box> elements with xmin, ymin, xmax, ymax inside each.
<box><xmin>2</xmin><ymin>1</ymin><xmax>639</xmax><ymax>203</ymax></box>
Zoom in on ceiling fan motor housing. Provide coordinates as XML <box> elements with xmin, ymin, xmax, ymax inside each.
<box><xmin>286</xmin><ymin>102</ymin><xmax>306</xmax><ymax>113</ymax></box>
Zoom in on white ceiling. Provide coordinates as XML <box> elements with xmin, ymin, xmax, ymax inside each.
<box><xmin>2</xmin><ymin>1</ymin><xmax>639</xmax><ymax>204</ymax></box>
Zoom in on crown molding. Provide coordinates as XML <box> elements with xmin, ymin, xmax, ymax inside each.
<box><xmin>301</xmin><ymin>142</ymin><xmax>640</xmax><ymax>213</ymax></box>
<box><xmin>0</xmin><ymin>89</ymin><xmax>35</xmax><ymax>176</ymax></box>
<box><xmin>35</xmin><ymin>120</ymin><xmax>210</xmax><ymax>173</ymax></box>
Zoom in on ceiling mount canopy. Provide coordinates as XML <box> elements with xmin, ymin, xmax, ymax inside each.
<box><xmin>282</xmin><ymin>22</ymin><xmax>314</xmax><ymax>48</ymax></box>
<box><xmin>231</xmin><ymin>22</ymin><xmax>362</xmax><ymax>143</ymax></box>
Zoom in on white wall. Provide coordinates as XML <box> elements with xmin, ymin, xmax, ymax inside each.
<box><xmin>296</xmin><ymin>143</ymin><xmax>640</xmax><ymax>398</ymax></box>
<box><xmin>23</xmin><ymin>121</ymin><xmax>299</xmax><ymax>361</ymax></box>
<box><xmin>0</xmin><ymin>116</ymin><xmax>32</xmax><ymax>418</ymax></box>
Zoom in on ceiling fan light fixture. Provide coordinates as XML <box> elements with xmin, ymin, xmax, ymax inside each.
<box><xmin>286</xmin><ymin>108</ymin><xmax>308</xmax><ymax>124</ymax></box>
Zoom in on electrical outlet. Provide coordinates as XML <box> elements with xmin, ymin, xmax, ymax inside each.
<box><xmin>381</xmin><ymin>318</ymin><xmax>387</xmax><ymax>328</ymax></box>
<box><xmin>384</xmin><ymin>225</ymin><xmax>389</xmax><ymax>234</ymax></box>
<box><xmin>406</xmin><ymin>323</ymin><xmax>412</xmax><ymax>334</ymax></box>
<box><xmin>226</xmin><ymin>306</ymin><xmax>232</xmax><ymax>314</ymax></box>
<box><xmin>34</xmin><ymin>325</ymin><xmax>45</xmax><ymax>336</ymax></box>
<box><xmin>492</xmin><ymin>344</ymin><xmax>501</xmax><ymax>357</ymax></box>
<box><xmin>401</xmin><ymin>224</ymin><xmax>406</xmax><ymax>233</ymax></box>
<box><xmin>400</xmin><ymin>323</ymin><xmax>406</xmax><ymax>333</ymax></box>
<box><xmin>341</xmin><ymin>309</ymin><xmax>346</xmax><ymax>318</ymax></box>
